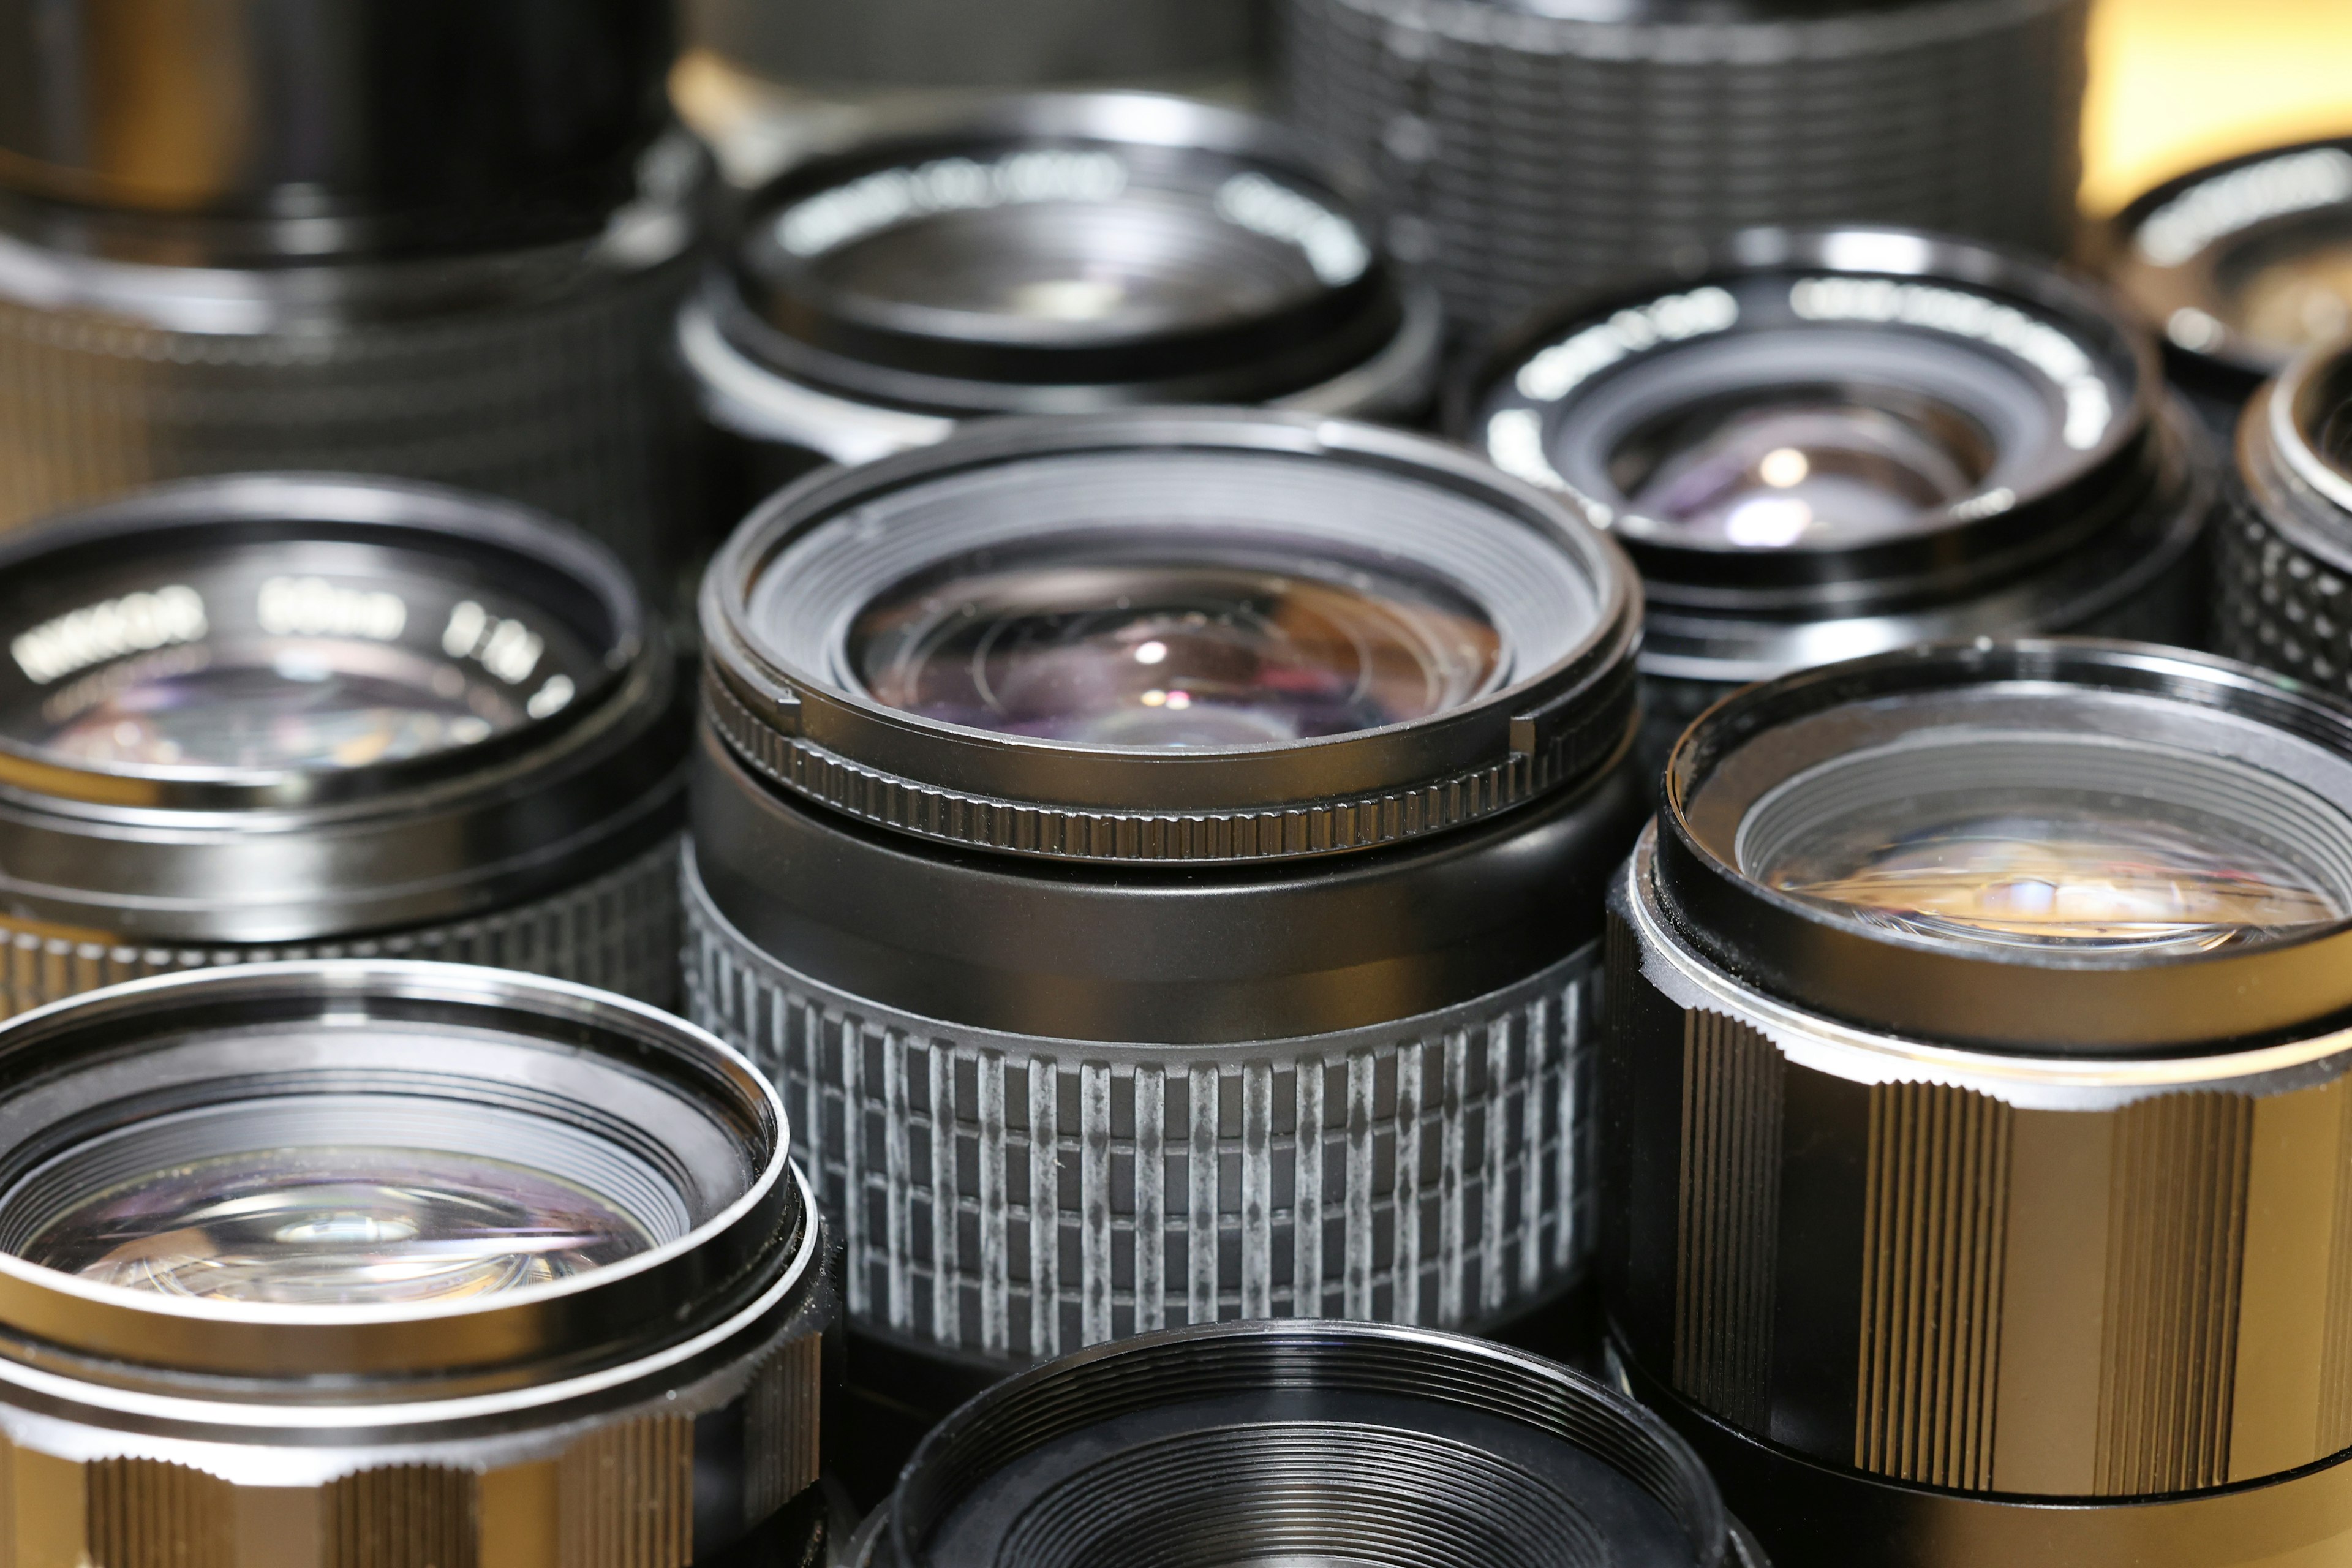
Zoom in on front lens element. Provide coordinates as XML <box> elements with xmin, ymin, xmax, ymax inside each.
<box><xmin>24</xmin><ymin>1145</ymin><xmax>652</xmax><ymax>1305</ymax></box>
<box><xmin>1613</xmin><ymin>390</ymin><xmax>1992</xmax><ymax>548</ymax></box>
<box><xmin>848</xmin><ymin>545</ymin><xmax>1502</xmax><ymax>747</ymax></box>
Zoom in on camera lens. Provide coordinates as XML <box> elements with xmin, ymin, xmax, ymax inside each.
<box><xmin>0</xmin><ymin>959</ymin><xmax>834</xmax><ymax>1564</ymax></box>
<box><xmin>1278</xmin><ymin>0</ymin><xmax>2089</xmax><ymax>338</ymax></box>
<box><xmin>850</xmin><ymin>1321</ymin><xmax>1764</xmax><ymax>1567</ymax></box>
<box><xmin>681</xmin><ymin>94</ymin><xmax>1440</xmax><ymax>508</ymax></box>
<box><xmin>1459</xmin><ymin>228</ymin><xmax>2213</xmax><ymax>771</ymax></box>
<box><xmin>1603</xmin><ymin>638</ymin><xmax>2352</xmax><ymax>1567</ymax></box>
<box><xmin>0</xmin><ymin>0</ymin><xmax>707</xmax><ymax>593</ymax></box>
<box><xmin>690</xmin><ymin>410</ymin><xmax>1644</xmax><ymax>1392</ymax></box>
<box><xmin>2109</xmin><ymin>137</ymin><xmax>2352</xmax><ymax>435</ymax></box>
<box><xmin>2218</xmin><ymin>339</ymin><xmax>2352</xmax><ymax>696</ymax></box>
<box><xmin>0</xmin><ymin>474</ymin><xmax>685</xmax><ymax>1017</ymax></box>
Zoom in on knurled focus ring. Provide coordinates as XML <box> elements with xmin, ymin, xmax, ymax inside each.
<box><xmin>703</xmin><ymin>660</ymin><xmax>1636</xmax><ymax>864</ymax></box>
<box><xmin>2217</xmin><ymin>488</ymin><xmax>2352</xmax><ymax>695</ymax></box>
<box><xmin>685</xmin><ymin>848</ymin><xmax>1596</xmax><ymax>1363</ymax></box>
<box><xmin>0</xmin><ymin>834</ymin><xmax>684</xmax><ymax>1018</ymax></box>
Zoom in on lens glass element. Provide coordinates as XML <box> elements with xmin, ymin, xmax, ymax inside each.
<box><xmin>23</xmin><ymin>1145</ymin><xmax>653</xmax><ymax>1305</ymax></box>
<box><xmin>1611</xmin><ymin>389</ymin><xmax>1993</xmax><ymax>548</ymax></box>
<box><xmin>847</xmin><ymin>540</ymin><xmax>1502</xmax><ymax>747</ymax></box>
<box><xmin>2226</xmin><ymin>236</ymin><xmax>2352</xmax><ymax>358</ymax></box>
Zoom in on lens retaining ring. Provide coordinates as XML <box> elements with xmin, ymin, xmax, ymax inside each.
<box><xmin>0</xmin><ymin>959</ymin><xmax>834</xmax><ymax>1559</ymax></box>
<box><xmin>870</xmin><ymin>1319</ymin><xmax>1749</xmax><ymax>1568</ymax></box>
<box><xmin>1652</xmin><ymin>638</ymin><xmax>2352</xmax><ymax>1054</ymax></box>
<box><xmin>0</xmin><ymin>473</ymin><xmax>686</xmax><ymax>948</ymax></box>
<box><xmin>696</xmin><ymin>93</ymin><xmax>1438</xmax><ymax>431</ymax></box>
<box><xmin>701</xmin><ymin>409</ymin><xmax>1642</xmax><ymax>865</ymax></box>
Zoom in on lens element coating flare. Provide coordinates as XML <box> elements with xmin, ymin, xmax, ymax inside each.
<box><xmin>24</xmin><ymin>1146</ymin><xmax>653</xmax><ymax>1305</ymax></box>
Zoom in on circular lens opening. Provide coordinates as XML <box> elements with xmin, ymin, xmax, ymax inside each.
<box><xmin>846</xmin><ymin>537</ymin><xmax>1503</xmax><ymax>747</ymax></box>
<box><xmin>1609</xmin><ymin>386</ymin><xmax>1994</xmax><ymax>549</ymax></box>
<box><xmin>1736</xmin><ymin>735</ymin><xmax>2352</xmax><ymax>953</ymax></box>
<box><xmin>0</xmin><ymin>539</ymin><xmax>608</xmax><ymax>777</ymax></box>
<box><xmin>2221</xmin><ymin>227</ymin><xmax>2352</xmax><ymax>359</ymax></box>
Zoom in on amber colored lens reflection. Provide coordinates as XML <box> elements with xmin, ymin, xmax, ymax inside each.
<box><xmin>1760</xmin><ymin>801</ymin><xmax>2343</xmax><ymax>951</ymax></box>
<box><xmin>22</xmin><ymin>1146</ymin><xmax>652</xmax><ymax>1305</ymax></box>
<box><xmin>2228</xmin><ymin>236</ymin><xmax>2352</xmax><ymax>359</ymax></box>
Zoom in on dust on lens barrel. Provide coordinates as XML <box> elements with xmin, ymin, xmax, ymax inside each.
<box><xmin>1735</xmin><ymin>735</ymin><xmax>2352</xmax><ymax>952</ymax></box>
<box><xmin>20</xmin><ymin>1145</ymin><xmax>653</xmax><ymax>1306</ymax></box>
<box><xmin>845</xmin><ymin>536</ymin><xmax>1503</xmax><ymax>747</ymax></box>
<box><xmin>1611</xmin><ymin>388</ymin><xmax>1996</xmax><ymax>550</ymax></box>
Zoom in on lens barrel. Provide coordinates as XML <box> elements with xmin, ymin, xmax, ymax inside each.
<box><xmin>689</xmin><ymin>409</ymin><xmax>1645</xmax><ymax>1376</ymax></box>
<box><xmin>1605</xmin><ymin>638</ymin><xmax>2352</xmax><ymax>1566</ymax></box>
<box><xmin>0</xmin><ymin>473</ymin><xmax>685</xmax><ymax>1016</ymax></box>
<box><xmin>1278</xmin><ymin>0</ymin><xmax>2089</xmax><ymax>339</ymax></box>
<box><xmin>682</xmin><ymin>93</ymin><xmax>1441</xmax><ymax>514</ymax></box>
<box><xmin>1458</xmin><ymin>227</ymin><xmax>2212</xmax><ymax>770</ymax></box>
<box><xmin>0</xmin><ymin>959</ymin><xmax>834</xmax><ymax>1564</ymax></box>
<box><xmin>2109</xmin><ymin>137</ymin><xmax>2352</xmax><ymax>438</ymax></box>
<box><xmin>2218</xmin><ymin>339</ymin><xmax>2352</xmax><ymax>696</ymax></box>
<box><xmin>850</xmin><ymin>1319</ymin><xmax>1765</xmax><ymax>1567</ymax></box>
<box><xmin>0</xmin><ymin>0</ymin><xmax>706</xmax><ymax>592</ymax></box>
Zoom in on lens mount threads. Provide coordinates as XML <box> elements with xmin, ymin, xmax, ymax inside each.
<box><xmin>0</xmin><ymin>1</ymin><xmax>706</xmax><ymax>591</ymax></box>
<box><xmin>856</xmin><ymin>1319</ymin><xmax>1765</xmax><ymax>1568</ymax></box>
<box><xmin>691</xmin><ymin>409</ymin><xmax>1648</xmax><ymax>1373</ymax></box>
<box><xmin>2109</xmin><ymin>136</ymin><xmax>2352</xmax><ymax>437</ymax></box>
<box><xmin>1278</xmin><ymin>0</ymin><xmax>2090</xmax><ymax>339</ymax></box>
<box><xmin>682</xmin><ymin>92</ymin><xmax>1442</xmax><ymax>507</ymax></box>
<box><xmin>0</xmin><ymin>959</ymin><xmax>835</xmax><ymax>1565</ymax></box>
<box><xmin>2220</xmin><ymin>339</ymin><xmax>2352</xmax><ymax>696</ymax></box>
<box><xmin>1604</xmin><ymin>638</ymin><xmax>2352</xmax><ymax>1566</ymax></box>
<box><xmin>1458</xmin><ymin>227</ymin><xmax>2212</xmax><ymax>769</ymax></box>
<box><xmin>0</xmin><ymin>473</ymin><xmax>687</xmax><ymax>1014</ymax></box>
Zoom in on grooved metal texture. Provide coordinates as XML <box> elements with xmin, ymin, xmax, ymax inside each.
<box><xmin>0</xmin><ymin>835</ymin><xmax>682</xmax><ymax>1017</ymax></box>
<box><xmin>2326</xmin><ymin>1102</ymin><xmax>2352</xmax><ymax>1460</ymax></box>
<box><xmin>2217</xmin><ymin>491</ymin><xmax>2352</xmax><ymax>695</ymax></box>
<box><xmin>0</xmin><ymin>254</ymin><xmax>698</xmax><ymax>587</ymax></box>
<box><xmin>1673</xmin><ymin>1009</ymin><xmax>1782</xmax><ymax>1433</ymax></box>
<box><xmin>326</xmin><ymin>1468</ymin><xmax>476</xmax><ymax>1568</ymax></box>
<box><xmin>2095</xmin><ymin>1093</ymin><xmax>2253</xmax><ymax>1496</ymax></box>
<box><xmin>1856</xmin><ymin>1083</ymin><xmax>2011</xmax><ymax>1491</ymax></box>
<box><xmin>560</xmin><ymin>1418</ymin><xmax>695</xmax><ymax>1568</ymax></box>
<box><xmin>1278</xmin><ymin>0</ymin><xmax>2088</xmax><ymax>335</ymax></box>
<box><xmin>685</xmin><ymin>865</ymin><xmax>1597</xmax><ymax>1360</ymax></box>
<box><xmin>705</xmin><ymin>669</ymin><xmax>1618</xmax><ymax>865</ymax></box>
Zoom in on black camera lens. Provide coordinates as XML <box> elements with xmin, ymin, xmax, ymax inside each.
<box><xmin>0</xmin><ymin>0</ymin><xmax>707</xmax><ymax>593</ymax></box>
<box><xmin>1459</xmin><ymin>228</ymin><xmax>2214</xmax><ymax>769</ymax></box>
<box><xmin>2109</xmin><ymin>137</ymin><xmax>2352</xmax><ymax>435</ymax></box>
<box><xmin>1278</xmin><ymin>0</ymin><xmax>2089</xmax><ymax>339</ymax></box>
<box><xmin>0</xmin><ymin>474</ymin><xmax>684</xmax><ymax>1017</ymax></box>
<box><xmin>690</xmin><ymin>411</ymin><xmax>1644</xmax><ymax>1399</ymax></box>
<box><xmin>1603</xmin><ymin>638</ymin><xmax>2352</xmax><ymax>1567</ymax></box>
<box><xmin>2218</xmin><ymin>339</ymin><xmax>2352</xmax><ymax>696</ymax></box>
<box><xmin>851</xmin><ymin>1320</ymin><xmax>1765</xmax><ymax>1567</ymax></box>
<box><xmin>682</xmin><ymin>94</ymin><xmax>1441</xmax><ymax>508</ymax></box>
<box><xmin>0</xmin><ymin>959</ymin><xmax>834</xmax><ymax>1564</ymax></box>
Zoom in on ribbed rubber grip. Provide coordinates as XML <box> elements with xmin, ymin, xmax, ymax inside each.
<box><xmin>0</xmin><ymin>835</ymin><xmax>682</xmax><ymax>1018</ymax></box>
<box><xmin>685</xmin><ymin>851</ymin><xmax>1596</xmax><ymax>1363</ymax></box>
<box><xmin>1279</xmin><ymin>0</ymin><xmax>2088</xmax><ymax>335</ymax></box>
<box><xmin>0</xmin><ymin>254</ymin><xmax>698</xmax><ymax>587</ymax></box>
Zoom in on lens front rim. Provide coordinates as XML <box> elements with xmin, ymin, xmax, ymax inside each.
<box><xmin>1458</xmin><ymin>227</ymin><xmax>2163</xmax><ymax>609</ymax></box>
<box><xmin>1654</xmin><ymin>639</ymin><xmax>2352</xmax><ymax>1054</ymax></box>
<box><xmin>701</xmin><ymin>409</ymin><xmax>1642</xmax><ymax>865</ymax></box>
<box><xmin>2275</xmin><ymin>340</ymin><xmax>2352</xmax><ymax>521</ymax></box>
<box><xmin>0</xmin><ymin>961</ymin><xmax>801</xmax><ymax>1387</ymax></box>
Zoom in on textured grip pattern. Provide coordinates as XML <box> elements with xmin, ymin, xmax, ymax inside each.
<box><xmin>1279</xmin><ymin>0</ymin><xmax>2088</xmax><ymax>334</ymax></box>
<box><xmin>0</xmin><ymin>254</ymin><xmax>698</xmax><ymax>586</ymax></box>
<box><xmin>685</xmin><ymin>855</ymin><xmax>1597</xmax><ymax>1362</ymax></box>
<box><xmin>0</xmin><ymin>835</ymin><xmax>682</xmax><ymax>1018</ymax></box>
<box><xmin>2217</xmin><ymin>494</ymin><xmax>2352</xmax><ymax>695</ymax></box>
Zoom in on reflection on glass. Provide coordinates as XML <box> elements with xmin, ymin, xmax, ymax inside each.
<box><xmin>23</xmin><ymin>1146</ymin><xmax>651</xmax><ymax>1305</ymax></box>
<box><xmin>848</xmin><ymin>554</ymin><xmax>1502</xmax><ymax>747</ymax></box>
<box><xmin>1612</xmin><ymin>391</ymin><xmax>1991</xmax><ymax>548</ymax></box>
<box><xmin>1758</xmin><ymin>799</ymin><xmax>2343</xmax><ymax>951</ymax></box>
<box><xmin>2229</xmin><ymin>238</ymin><xmax>2352</xmax><ymax>358</ymax></box>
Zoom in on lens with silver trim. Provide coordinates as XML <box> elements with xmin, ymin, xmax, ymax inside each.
<box><xmin>2219</xmin><ymin>339</ymin><xmax>2352</xmax><ymax>696</ymax></box>
<box><xmin>0</xmin><ymin>960</ymin><xmax>834</xmax><ymax>1566</ymax></box>
<box><xmin>0</xmin><ymin>475</ymin><xmax>686</xmax><ymax>1016</ymax></box>
<box><xmin>1604</xmin><ymin>639</ymin><xmax>2352</xmax><ymax>1568</ymax></box>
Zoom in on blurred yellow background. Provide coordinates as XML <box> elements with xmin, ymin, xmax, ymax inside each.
<box><xmin>2088</xmin><ymin>0</ymin><xmax>2352</xmax><ymax>213</ymax></box>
